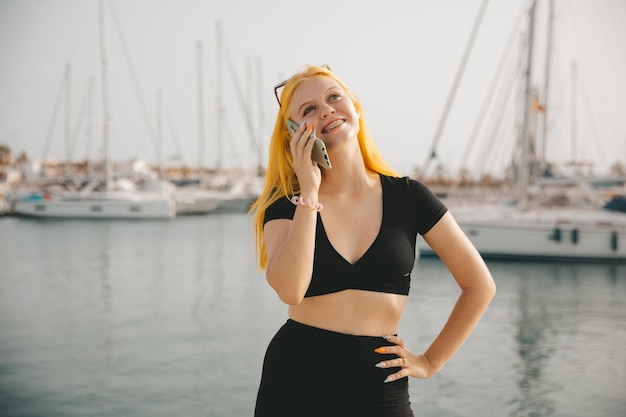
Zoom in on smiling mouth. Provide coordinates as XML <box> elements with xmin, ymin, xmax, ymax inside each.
<box><xmin>322</xmin><ymin>119</ymin><xmax>344</xmax><ymax>134</ymax></box>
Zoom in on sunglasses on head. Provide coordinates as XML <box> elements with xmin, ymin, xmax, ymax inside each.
<box><xmin>273</xmin><ymin>65</ymin><xmax>332</xmax><ymax>108</ymax></box>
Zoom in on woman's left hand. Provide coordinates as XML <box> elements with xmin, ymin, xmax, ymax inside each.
<box><xmin>374</xmin><ymin>335</ymin><xmax>435</xmax><ymax>382</ymax></box>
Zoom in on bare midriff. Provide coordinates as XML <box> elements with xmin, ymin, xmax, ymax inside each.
<box><xmin>288</xmin><ymin>289</ymin><xmax>407</xmax><ymax>336</ymax></box>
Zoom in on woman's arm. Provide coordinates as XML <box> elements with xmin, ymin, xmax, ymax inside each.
<box><xmin>375</xmin><ymin>211</ymin><xmax>495</xmax><ymax>381</ymax></box>
<box><xmin>264</xmin><ymin>200</ymin><xmax>319</xmax><ymax>305</ymax></box>
<box><xmin>419</xmin><ymin>211</ymin><xmax>496</xmax><ymax>373</ymax></box>
<box><xmin>264</xmin><ymin>121</ymin><xmax>322</xmax><ymax>305</ymax></box>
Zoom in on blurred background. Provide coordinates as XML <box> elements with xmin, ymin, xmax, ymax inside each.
<box><xmin>1</xmin><ymin>0</ymin><xmax>625</xmax><ymax>178</ymax></box>
<box><xmin>1</xmin><ymin>1</ymin><xmax>625</xmax><ymax>416</ymax></box>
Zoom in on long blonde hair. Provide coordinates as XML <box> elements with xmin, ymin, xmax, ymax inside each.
<box><xmin>250</xmin><ymin>65</ymin><xmax>398</xmax><ymax>269</ymax></box>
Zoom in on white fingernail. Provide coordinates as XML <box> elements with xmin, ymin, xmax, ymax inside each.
<box><xmin>384</xmin><ymin>376</ymin><xmax>393</xmax><ymax>383</ymax></box>
<box><xmin>382</xmin><ymin>335</ymin><xmax>393</xmax><ymax>341</ymax></box>
<box><xmin>375</xmin><ymin>362</ymin><xmax>386</xmax><ymax>368</ymax></box>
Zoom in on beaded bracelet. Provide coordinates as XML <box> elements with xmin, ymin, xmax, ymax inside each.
<box><xmin>290</xmin><ymin>196</ymin><xmax>323</xmax><ymax>212</ymax></box>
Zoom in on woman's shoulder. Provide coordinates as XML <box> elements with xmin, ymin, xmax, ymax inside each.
<box><xmin>380</xmin><ymin>174</ymin><xmax>448</xmax><ymax>232</ymax></box>
<box><xmin>379</xmin><ymin>174</ymin><xmax>431</xmax><ymax>195</ymax></box>
<box><xmin>263</xmin><ymin>195</ymin><xmax>296</xmax><ymax>224</ymax></box>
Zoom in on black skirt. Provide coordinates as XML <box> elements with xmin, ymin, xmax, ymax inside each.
<box><xmin>254</xmin><ymin>319</ymin><xmax>414</xmax><ymax>417</ymax></box>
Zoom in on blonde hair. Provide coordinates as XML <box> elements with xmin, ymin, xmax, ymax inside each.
<box><xmin>250</xmin><ymin>65</ymin><xmax>398</xmax><ymax>269</ymax></box>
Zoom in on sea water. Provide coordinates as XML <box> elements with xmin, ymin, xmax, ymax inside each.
<box><xmin>0</xmin><ymin>214</ymin><xmax>625</xmax><ymax>417</ymax></box>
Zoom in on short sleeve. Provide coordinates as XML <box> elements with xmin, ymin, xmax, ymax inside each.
<box><xmin>407</xmin><ymin>178</ymin><xmax>448</xmax><ymax>235</ymax></box>
<box><xmin>263</xmin><ymin>196</ymin><xmax>296</xmax><ymax>225</ymax></box>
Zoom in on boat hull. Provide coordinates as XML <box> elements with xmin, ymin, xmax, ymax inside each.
<box><xmin>419</xmin><ymin>206</ymin><xmax>626</xmax><ymax>261</ymax></box>
<box><xmin>13</xmin><ymin>194</ymin><xmax>176</xmax><ymax>219</ymax></box>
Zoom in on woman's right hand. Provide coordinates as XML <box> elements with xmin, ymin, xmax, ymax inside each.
<box><xmin>289</xmin><ymin>121</ymin><xmax>321</xmax><ymax>195</ymax></box>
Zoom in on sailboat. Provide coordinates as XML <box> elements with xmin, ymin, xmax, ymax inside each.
<box><xmin>12</xmin><ymin>174</ymin><xmax>175</xmax><ymax>219</ymax></box>
<box><xmin>422</xmin><ymin>189</ymin><xmax>626</xmax><ymax>260</ymax></box>
<box><xmin>418</xmin><ymin>0</ymin><xmax>626</xmax><ymax>261</ymax></box>
<box><xmin>171</xmin><ymin>37</ymin><xmax>228</xmax><ymax>216</ymax></box>
<box><xmin>13</xmin><ymin>0</ymin><xmax>175</xmax><ymax>219</ymax></box>
<box><xmin>173</xmin><ymin>22</ymin><xmax>257</xmax><ymax>215</ymax></box>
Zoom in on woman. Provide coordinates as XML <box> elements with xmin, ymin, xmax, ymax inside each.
<box><xmin>250</xmin><ymin>65</ymin><xmax>495</xmax><ymax>417</ymax></box>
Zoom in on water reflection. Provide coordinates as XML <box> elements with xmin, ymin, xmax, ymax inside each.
<box><xmin>97</xmin><ymin>222</ymin><xmax>113</xmax><ymax>315</ymax></box>
<box><xmin>607</xmin><ymin>263</ymin><xmax>620</xmax><ymax>284</ymax></box>
<box><xmin>190</xmin><ymin>215</ymin><xmax>219</xmax><ymax>414</ymax></box>
<box><xmin>89</xmin><ymin>222</ymin><xmax>114</xmax><ymax>415</ymax></box>
<box><xmin>1</xmin><ymin>217</ymin><xmax>625</xmax><ymax>417</ymax></box>
<box><xmin>511</xmin><ymin>266</ymin><xmax>556</xmax><ymax>417</ymax></box>
<box><xmin>491</xmin><ymin>260</ymin><xmax>626</xmax><ymax>417</ymax></box>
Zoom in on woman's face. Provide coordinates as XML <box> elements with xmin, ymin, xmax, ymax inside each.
<box><xmin>287</xmin><ymin>76</ymin><xmax>360</xmax><ymax>146</ymax></box>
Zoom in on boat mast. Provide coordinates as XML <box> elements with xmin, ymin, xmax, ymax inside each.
<box><xmin>419</xmin><ymin>0</ymin><xmax>489</xmax><ymax>180</ymax></box>
<box><xmin>156</xmin><ymin>89</ymin><xmax>164</xmax><ymax>179</ymax></box>
<box><xmin>98</xmin><ymin>0</ymin><xmax>112</xmax><ymax>192</ymax></box>
<box><xmin>216</xmin><ymin>21</ymin><xmax>225</xmax><ymax>175</ymax></box>
<box><xmin>196</xmin><ymin>41</ymin><xmax>205</xmax><ymax>183</ymax></box>
<box><xmin>518</xmin><ymin>0</ymin><xmax>537</xmax><ymax>210</ymax></box>
<box><xmin>86</xmin><ymin>75</ymin><xmax>95</xmax><ymax>176</ymax></box>
<box><xmin>64</xmin><ymin>63</ymin><xmax>71</xmax><ymax>177</ymax></box>
<box><xmin>255</xmin><ymin>57</ymin><xmax>265</xmax><ymax>173</ymax></box>
<box><xmin>539</xmin><ymin>0</ymin><xmax>554</xmax><ymax>173</ymax></box>
<box><xmin>570</xmin><ymin>61</ymin><xmax>578</xmax><ymax>165</ymax></box>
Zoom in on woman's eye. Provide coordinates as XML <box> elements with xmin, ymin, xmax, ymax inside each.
<box><xmin>303</xmin><ymin>106</ymin><xmax>315</xmax><ymax>116</ymax></box>
<box><xmin>329</xmin><ymin>93</ymin><xmax>340</xmax><ymax>101</ymax></box>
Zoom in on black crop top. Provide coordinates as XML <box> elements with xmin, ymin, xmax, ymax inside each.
<box><xmin>263</xmin><ymin>175</ymin><xmax>448</xmax><ymax>298</ymax></box>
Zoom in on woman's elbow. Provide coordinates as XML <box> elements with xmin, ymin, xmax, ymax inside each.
<box><xmin>485</xmin><ymin>278</ymin><xmax>497</xmax><ymax>301</ymax></box>
<box><xmin>278</xmin><ymin>292</ymin><xmax>305</xmax><ymax>306</ymax></box>
<box><xmin>463</xmin><ymin>277</ymin><xmax>496</xmax><ymax>309</ymax></box>
<box><xmin>272</xmin><ymin>283</ymin><xmax>306</xmax><ymax>305</ymax></box>
<box><xmin>479</xmin><ymin>272</ymin><xmax>497</xmax><ymax>302</ymax></box>
<box><xmin>265</xmin><ymin>264</ymin><xmax>312</xmax><ymax>305</ymax></box>
<box><xmin>266</xmin><ymin>272</ymin><xmax>307</xmax><ymax>305</ymax></box>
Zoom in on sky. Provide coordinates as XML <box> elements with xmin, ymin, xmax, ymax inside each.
<box><xmin>1</xmin><ymin>0</ymin><xmax>625</xmax><ymax>178</ymax></box>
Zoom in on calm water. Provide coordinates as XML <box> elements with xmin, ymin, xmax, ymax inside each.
<box><xmin>0</xmin><ymin>214</ymin><xmax>625</xmax><ymax>417</ymax></box>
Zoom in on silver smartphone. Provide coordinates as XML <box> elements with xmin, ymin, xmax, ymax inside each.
<box><xmin>286</xmin><ymin>119</ymin><xmax>332</xmax><ymax>170</ymax></box>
